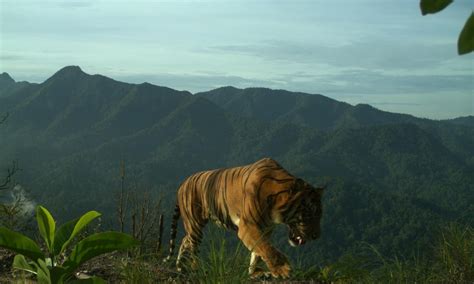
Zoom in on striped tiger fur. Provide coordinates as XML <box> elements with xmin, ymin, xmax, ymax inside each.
<box><xmin>165</xmin><ymin>157</ymin><xmax>324</xmax><ymax>279</ymax></box>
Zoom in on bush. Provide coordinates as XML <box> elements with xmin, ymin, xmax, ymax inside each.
<box><xmin>0</xmin><ymin>205</ymin><xmax>138</xmax><ymax>283</ymax></box>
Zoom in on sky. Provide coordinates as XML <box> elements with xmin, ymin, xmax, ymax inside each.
<box><xmin>0</xmin><ymin>0</ymin><xmax>473</xmax><ymax>119</ymax></box>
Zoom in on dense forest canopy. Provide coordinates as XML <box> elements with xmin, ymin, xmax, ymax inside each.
<box><xmin>0</xmin><ymin>66</ymin><xmax>472</xmax><ymax>264</ymax></box>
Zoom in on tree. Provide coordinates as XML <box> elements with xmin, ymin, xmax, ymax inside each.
<box><xmin>0</xmin><ymin>113</ymin><xmax>18</xmax><ymax>191</ymax></box>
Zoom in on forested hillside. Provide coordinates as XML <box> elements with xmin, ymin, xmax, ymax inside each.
<box><xmin>0</xmin><ymin>66</ymin><xmax>472</xmax><ymax>264</ymax></box>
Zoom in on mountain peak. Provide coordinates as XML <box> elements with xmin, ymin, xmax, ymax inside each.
<box><xmin>45</xmin><ymin>66</ymin><xmax>88</xmax><ymax>84</ymax></box>
<box><xmin>57</xmin><ymin>65</ymin><xmax>85</xmax><ymax>75</ymax></box>
<box><xmin>0</xmin><ymin>72</ymin><xmax>15</xmax><ymax>85</ymax></box>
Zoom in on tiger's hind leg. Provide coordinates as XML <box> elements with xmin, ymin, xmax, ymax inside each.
<box><xmin>176</xmin><ymin>218</ymin><xmax>208</xmax><ymax>272</ymax></box>
<box><xmin>176</xmin><ymin>235</ymin><xmax>199</xmax><ymax>272</ymax></box>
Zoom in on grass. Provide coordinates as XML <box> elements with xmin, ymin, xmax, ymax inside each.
<box><xmin>316</xmin><ymin>223</ymin><xmax>474</xmax><ymax>283</ymax></box>
<box><xmin>114</xmin><ymin>223</ymin><xmax>473</xmax><ymax>283</ymax></box>
<box><xmin>186</xmin><ymin>229</ymin><xmax>249</xmax><ymax>284</ymax></box>
<box><xmin>4</xmin><ymin>222</ymin><xmax>470</xmax><ymax>283</ymax></box>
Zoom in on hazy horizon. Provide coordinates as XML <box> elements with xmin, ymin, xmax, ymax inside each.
<box><xmin>1</xmin><ymin>0</ymin><xmax>473</xmax><ymax>119</ymax></box>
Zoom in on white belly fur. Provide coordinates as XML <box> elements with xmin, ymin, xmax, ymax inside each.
<box><xmin>231</xmin><ymin>214</ymin><xmax>240</xmax><ymax>227</ymax></box>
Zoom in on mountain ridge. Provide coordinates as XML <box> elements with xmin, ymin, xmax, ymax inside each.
<box><xmin>2</xmin><ymin>66</ymin><xmax>471</xmax><ymax>123</ymax></box>
<box><xmin>0</xmin><ymin>66</ymin><xmax>472</xmax><ymax>264</ymax></box>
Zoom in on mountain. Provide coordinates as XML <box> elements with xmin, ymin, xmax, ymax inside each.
<box><xmin>0</xmin><ymin>73</ymin><xmax>15</xmax><ymax>87</ymax></box>
<box><xmin>196</xmin><ymin>87</ymin><xmax>423</xmax><ymax>130</ymax></box>
<box><xmin>0</xmin><ymin>72</ymin><xmax>34</xmax><ymax>98</ymax></box>
<box><xmin>445</xmin><ymin>116</ymin><xmax>474</xmax><ymax>127</ymax></box>
<box><xmin>197</xmin><ymin>86</ymin><xmax>354</xmax><ymax>130</ymax></box>
<box><xmin>0</xmin><ymin>66</ymin><xmax>472</xmax><ymax>264</ymax></box>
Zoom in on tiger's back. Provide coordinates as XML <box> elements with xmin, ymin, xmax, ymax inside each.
<box><xmin>177</xmin><ymin>158</ymin><xmax>290</xmax><ymax>230</ymax></box>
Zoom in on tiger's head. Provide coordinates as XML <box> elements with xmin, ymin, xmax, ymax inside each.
<box><xmin>269</xmin><ymin>178</ymin><xmax>324</xmax><ymax>247</ymax></box>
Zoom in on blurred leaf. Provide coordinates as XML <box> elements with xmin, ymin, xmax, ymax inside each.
<box><xmin>36</xmin><ymin>205</ymin><xmax>56</xmax><ymax>252</ymax></box>
<box><xmin>63</xmin><ymin>231</ymin><xmax>139</xmax><ymax>272</ymax></box>
<box><xmin>0</xmin><ymin>227</ymin><xmax>44</xmax><ymax>261</ymax></box>
<box><xmin>32</xmin><ymin>259</ymin><xmax>52</xmax><ymax>284</ymax></box>
<box><xmin>50</xmin><ymin>266</ymin><xmax>68</xmax><ymax>284</ymax></box>
<box><xmin>54</xmin><ymin>211</ymin><xmax>101</xmax><ymax>256</ymax></box>
<box><xmin>420</xmin><ymin>0</ymin><xmax>453</xmax><ymax>15</ymax></box>
<box><xmin>13</xmin><ymin>254</ymin><xmax>37</xmax><ymax>275</ymax></box>
<box><xmin>458</xmin><ymin>12</ymin><xmax>474</xmax><ymax>55</ymax></box>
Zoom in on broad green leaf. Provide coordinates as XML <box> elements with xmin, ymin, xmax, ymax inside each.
<box><xmin>13</xmin><ymin>254</ymin><xmax>37</xmax><ymax>275</ymax></box>
<box><xmin>36</xmin><ymin>267</ymin><xmax>52</xmax><ymax>284</ymax></box>
<box><xmin>69</xmin><ymin>276</ymin><xmax>107</xmax><ymax>284</ymax></box>
<box><xmin>54</xmin><ymin>211</ymin><xmax>101</xmax><ymax>256</ymax></box>
<box><xmin>36</xmin><ymin>206</ymin><xmax>56</xmax><ymax>252</ymax></box>
<box><xmin>31</xmin><ymin>259</ymin><xmax>52</xmax><ymax>284</ymax></box>
<box><xmin>50</xmin><ymin>266</ymin><xmax>68</xmax><ymax>284</ymax></box>
<box><xmin>420</xmin><ymin>0</ymin><xmax>453</xmax><ymax>15</ymax></box>
<box><xmin>0</xmin><ymin>227</ymin><xmax>44</xmax><ymax>261</ymax></box>
<box><xmin>63</xmin><ymin>231</ymin><xmax>138</xmax><ymax>272</ymax></box>
<box><xmin>458</xmin><ymin>12</ymin><xmax>474</xmax><ymax>55</ymax></box>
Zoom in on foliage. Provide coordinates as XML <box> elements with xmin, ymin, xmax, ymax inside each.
<box><xmin>120</xmin><ymin>223</ymin><xmax>470</xmax><ymax>283</ymax></box>
<box><xmin>458</xmin><ymin>12</ymin><xmax>474</xmax><ymax>55</ymax></box>
<box><xmin>0</xmin><ymin>68</ymin><xmax>472</xmax><ymax>269</ymax></box>
<box><xmin>305</xmin><ymin>223</ymin><xmax>474</xmax><ymax>283</ymax></box>
<box><xmin>0</xmin><ymin>185</ymin><xmax>35</xmax><ymax>231</ymax></box>
<box><xmin>420</xmin><ymin>0</ymin><xmax>453</xmax><ymax>15</ymax></box>
<box><xmin>435</xmin><ymin>223</ymin><xmax>474</xmax><ymax>281</ymax></box>
<box><xmin>115</xmin><ymin>161</ymin><xmax>165</xmax><ymax>255</ymax></box>
<box><xmin>420</xmin><ymin>0</ymin><xmax>474</xmax><ymax>55</ymax></box>
<box><xmin>190</xmin><ymin>232</ymin><xmax>249</xmax><ymax>283</ymax></box>
<box><xmin>0</xmin><ymin>205</ymin><xmax>138</xmax><ymax>283</ymax></box>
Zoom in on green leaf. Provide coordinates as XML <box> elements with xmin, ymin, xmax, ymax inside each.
<box><xmin>53</xmin><ymin>211</ymin><xmax>101</xmax><ymax>256</ymax></box>
<box><xmin>458</xmin><ymin>12</ymin><xmax>474</xmax><ymax>55</ymax></box>
<box><xmin>420</xmin><ymin>0</ymin><xmax>453</xmax><ymax>15</ymax></box>
<box><xmin>38</xmin><ymin>261</ymin><xmax>52</xmax><ymax>284</ymax></box>
<box><xmin>63</xmin><ymin>231</ymin><xmax>139</xmax><ymax>272</ymax></box>
<box><xmin>0</xmin><ymin>227</ymin><xmax>45</xmax><ymax>261</ymax></box>
<box><xmin>36</xmin><ymin>206</ymin><xmax>56</xmax><ymax>253</ymax></box>
<box><xmin>13</xmin><ymin>254</ymin><xmax>37</xmax><ymax>275</ymax></box>
<box><xmin>31</xmin><ymin>259</ymin><xmax>52</xmax><ymax>284</ymax></box>
<box><xmin>50</xmin><ymin>266</ymin><xmax>68</xmax><ymax>284</ymax></box>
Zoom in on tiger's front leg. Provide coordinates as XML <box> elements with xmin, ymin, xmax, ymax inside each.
<box><xmin>238</xmin><ymin>222</ymin><xmax>291</xmax><ymax>279</ymax></box>
<box><xmin>249</xmin><ymin>252</ymin><xmax>272</xmax><ymax>279</ymax></box>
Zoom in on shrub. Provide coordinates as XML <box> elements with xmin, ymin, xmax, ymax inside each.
<box><xmin>0</xmin><ymin>205</ymin><xmax>138</xmax><ymax>283</ymax></box>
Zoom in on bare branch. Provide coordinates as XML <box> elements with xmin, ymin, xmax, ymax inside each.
<box><xmin>0</xmin><ymin>161</ymin><xmax>19</xmax><ymax>190</ymax></box>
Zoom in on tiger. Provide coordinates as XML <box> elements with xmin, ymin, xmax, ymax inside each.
<box><xmin>165</xmin><ymin>158</ymin><xmax>324</xmax><ymax>279</ymax></box>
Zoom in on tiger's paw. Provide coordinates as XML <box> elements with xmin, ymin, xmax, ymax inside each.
<box><xmin>265</xmin><ymin>251</ymin><xmax>291</xmax><ymax>279</ymax></box>
<box><xmin>249</xmin><ymin>267</ymin><xmax>272</xmax><ymax>279</ymax></box>
<box><xmin>269</xmin><ymin>262</ymin><xmax>291</xmax><ymax>279</ymax></box>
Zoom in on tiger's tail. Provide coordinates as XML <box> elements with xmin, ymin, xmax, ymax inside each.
<box><xmin>164</xmin><ymin>202</ymin><xmax>181</xmax><ymax>262</ymax></box>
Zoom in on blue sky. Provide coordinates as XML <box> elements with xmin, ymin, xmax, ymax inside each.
<box><xmin>0</xmin><ymin>0</ymin><xmax>472</xmax><ymax>119</ymax></box>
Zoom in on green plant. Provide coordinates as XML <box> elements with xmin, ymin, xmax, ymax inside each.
<box><xmin>0</xmin><ymin>205</ymin><xmax>139</xmax><ymax>283</ymax></box>
<box><xmin>186</xmin><ymin>228</ymin><xmax>249</xmax><ymax>284</ymax></box>
<box><xmin>435</xmin><ymin>223</ymin><xmax>474</xmax><ymax>282</ymax></box>
<box><xmin>420</xmin><ymin>0</ymin><xmax>474</xmax><ymax>55</ymax></box>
